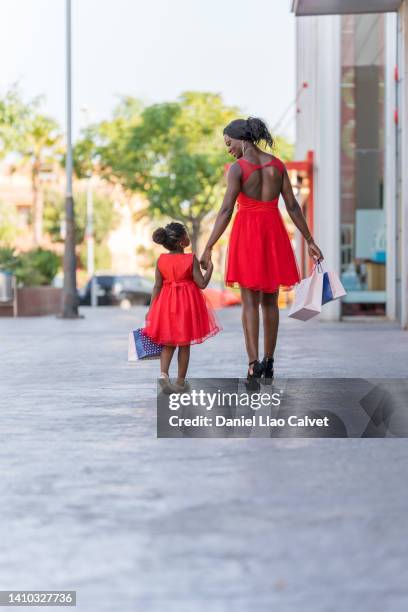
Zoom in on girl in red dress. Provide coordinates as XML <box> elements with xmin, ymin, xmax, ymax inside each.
<box><xmin>200</xmin><ymin>117</ymin><xmax>323</xmax><ymax>383</ymax></box>
<box><xmin>144</xmin><ymin>222</ymin><xmax>221</xmax><ymax>390</ymax></box>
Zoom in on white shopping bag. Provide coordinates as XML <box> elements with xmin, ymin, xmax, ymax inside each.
<box><xmin>128</xmin><ymin>331</ymin><xmax>137</xmax><ymax>362</ymax></box>
<box><xmin>326</xmin><ymin>270</ymin><xmax>347</xmax><ymax>300</ymax></box>
<box><xmin>289</xmin><ymin>266</ymin><xmax>323</xmax><ymax>321</ymax></box>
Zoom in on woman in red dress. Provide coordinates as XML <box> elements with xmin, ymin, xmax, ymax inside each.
<box><xmin>144</xmin><ymin>222</ymin><xmax>221</xmax><ymax>390</ymax></box>
<box><xmin>200</xmin><ymin>117</ymin><xmax>323</xmax><ymax>382</ymax></box>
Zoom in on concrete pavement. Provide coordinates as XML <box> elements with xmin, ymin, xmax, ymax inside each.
<box><xmin>0</xmin><ymin>306</ymin><xmax>407</xmax><ymax>611</ymax></box>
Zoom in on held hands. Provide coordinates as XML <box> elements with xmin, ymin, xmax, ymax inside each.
<box><xmin>199</xmin><ymin>247</ymin><xmax>212</xmax><ymax>271</ymax></box>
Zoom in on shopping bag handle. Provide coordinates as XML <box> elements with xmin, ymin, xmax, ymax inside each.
<box><xmin>313</xmin><ymin>260</ymin><xmax>325</xmax><ymax>273</ymax></box>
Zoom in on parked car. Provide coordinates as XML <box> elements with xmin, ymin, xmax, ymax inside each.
<box><xmin>79</xmin><ymin>274</ymin><xmax>153</xmax><ymax>307</ymax></box>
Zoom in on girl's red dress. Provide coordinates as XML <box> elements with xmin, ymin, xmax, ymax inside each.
<box><xmin>144</xmin><ymin>253</ymin><xmax>221</xmax><ymax>347</ymax></box>
<box><xmin>225</xmin><ymin>157</ymin><xmax>301</xmax><ymax>293</ymax></box>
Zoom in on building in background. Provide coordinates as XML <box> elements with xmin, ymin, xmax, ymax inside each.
<box><xmin>0</xmin><ymin>162</ymin><xmax>155</xmax><ymax>277</ymax></box>
<box><xmin>292</xmin><ymin>0</ymin><xmax>408</xmax><ymax>328</ymax></box>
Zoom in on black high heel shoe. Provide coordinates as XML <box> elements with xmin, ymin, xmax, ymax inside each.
<box><xmin>245</xmin><ymin>359</ymin><xmax>264</xmax><ymax>390</ymax></box>
<box><xmin>247</xmin><ymin>359</ymin><xmax>264</xmax><ymax>378</ymax></box>
<box><xmin>261</xmin><ymin>357</ymin><xmax>274</xmax><ymax>384</ymax></box>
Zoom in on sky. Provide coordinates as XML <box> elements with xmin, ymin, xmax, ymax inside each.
<box><xmin>1</xmin><ymin>0</ymin><xmax>296</xmax><ymax>142</ymax></box>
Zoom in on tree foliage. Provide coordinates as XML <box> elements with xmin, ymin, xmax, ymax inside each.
<box><xmin>76</xmin><ymin>92</ymin><xmax>239</xmax><ymax>250</ymax></box>
<box><xmin>74</xmin><ymin>92</ymin><xmax>295</xmax><ymax>250</ymax></box>
<box><xmin>0</xmin><ymin>86</ymin><xmax>61</xmax><ymax>162</ymax></box>
<box><xmin>0</xmin><ymin>201</ymin><xmax>20</xmax><ymax>245</ymax></box>
<box><xmin>43</xmin><ymin>189</ymin><xmax>118</xmax><ymax>246</ymax></box>
<box><xmin>0</xmin><ymin>246</ymin><xmax>60</xmax><ymax>286</ymax></box>
<box><xmin>272</xmin><ymin>135</ymin><xmax>294</xmax><ymax>161</ymax></box>
<box><xmin>0</xmin><ymin>85</ymin><xmax>33</xmax><ymax>156</ymax></box>
<box><xmin>0</xmin><ymin>86</ymin><xmax>62</xmax><ymax>244</ymax></box>
<box><xmin>73</xmin><ymin>96</ymin><xmax>144</xmax><ymax>180</ymax></box>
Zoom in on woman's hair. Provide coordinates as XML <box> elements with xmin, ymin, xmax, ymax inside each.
<box><xmin>223</xmin><ymin>117</ymin><xmax>274</xmax><ymax>149</ymax></box>
<box><xmin>152</xmin><ymin>222</ymin><xmax>187</xmax><ymax>251</ymax></box>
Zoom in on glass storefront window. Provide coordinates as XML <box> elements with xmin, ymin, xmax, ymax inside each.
<box><xmin>340</xmin><ymin>14</ymin><xmax>386</xmax><ymax>316</ymax></box>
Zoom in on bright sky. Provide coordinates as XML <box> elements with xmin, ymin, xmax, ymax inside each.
<box><xmin>1</xmin><ymin>0</ymin><xmax>296</xmax><ymax>141</ymax></box>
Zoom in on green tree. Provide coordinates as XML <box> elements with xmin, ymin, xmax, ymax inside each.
<box><xmin>74</xmin><ymin>93</ymin><xmax>294</xmax><ymax>252</ymax></box>
<box><xmin>0</xmin><ymin>86</ymin><xmax>62</xmax><ymax>245</ymax></box>
<box><xmin>0</xmin><ymin>201</ymin><xmax>20</xmax><ymax>245</ymax></box>
<box><xmin>0</xmin><ymin>246</ymin><xmax>19</xmax><ymax>272</ymax></box>
<box><xmin>0</xmin><ymin>85</ymin><xmax>32</xmax><ymax>156</ymax></box>
<box><xmin>73</xmin><ymin>96</ymin><xmax>144</xmax><ymax>180</ymax></box>
<box><xmin>19</xmin><ymin>113</ymin><xmax>62</xmax><ymax>245</ymax></box>
<box><xmin>43</xmin><ymin>188</ymin><xmax>118</xmax><ymax>271</ymax></box>
<box><xmin>44</xmin><ymin>189</ymin><xmax>118</xmax><ymax>244</ymax></box>
<box><xmin>96</xmin><ymin>92</ymin><xmax>238</xmax><ymax>251</ymax></box>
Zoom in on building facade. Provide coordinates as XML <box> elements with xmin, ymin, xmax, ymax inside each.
<box><xmin>292</xmin><ymin>0</ymin><xmax>408</xmax><ymax>328</ymax></box>
<box><xmin>0</xmin><ymin>162</ymin><xmax>155</xmax><ymax>277</ymax></box>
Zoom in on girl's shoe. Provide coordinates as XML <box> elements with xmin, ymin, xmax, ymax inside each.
<box><xmin>261</xmin><ymin>357</ymin><xmax>274</xmax><ymax>384</ymax></box>
<box><xmin>169</xmin><ymin>379</ymin><xmax>191</xmax><ymax>393</ymax></box>
<box><xmin>158</xmin><ymin>373</ymin><xmax>172</xmax><ymax>394</ymax></box>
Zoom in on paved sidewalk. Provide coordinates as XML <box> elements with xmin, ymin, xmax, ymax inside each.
<box><xmin>0</xmin><ymin>306</ymin><xmax>408</xmax><ymax>611</ymax></box>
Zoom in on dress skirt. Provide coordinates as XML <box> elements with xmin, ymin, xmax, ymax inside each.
<box><xmin>225</xmin><ymin>194</ymin><xmax>301</xmax><ymax>293</ymax></box>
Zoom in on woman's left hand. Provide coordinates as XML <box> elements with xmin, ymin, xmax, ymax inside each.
<box><xmin>308</xmin><ymin>241</ymin><xmax>324</xmax><ymax>263</ymax></box>
<box><xmin>199</xmin><ymin>247</ymin><xmax>212</xmax><ymax>270</ymax></box>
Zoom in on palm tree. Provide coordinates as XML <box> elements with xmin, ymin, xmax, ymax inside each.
<box><xmin>21</xmin><ymin>114</ymin><xmax>61</xmax><ymax>245</ymax></box>
<box><xmin>0</xmin><ymin>86</ymin><xmax>29</xmax><ymax>156</ymax></box>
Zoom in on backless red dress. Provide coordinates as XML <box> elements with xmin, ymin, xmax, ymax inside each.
<box><xmin>143</xmin><ymin>253</ymin><xmax>221</xmax><ymax>346</ymax></box>
<box><xmin>225</xmin><ymin>157</ymin><xmax>301</xmax><ymax>293</ymax></box>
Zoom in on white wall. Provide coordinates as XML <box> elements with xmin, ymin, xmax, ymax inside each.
<box><xmin>385</xmin><ymin>12</ymin><xmax>398</xmax><ymax>321</ymax></box>
<box><xmin>398</xmin><ymin>0</ymin><xmax>408</xmax><ymax>329</ymax></box>
<box><xmin>296</xmin><ymin>15</ymin><xmax>341</xmax><ymax>321</ymax></box>
<box><xmin>295</xmin><ymin>17</ymin><xmax>318</xmax><ymax>160</ymax></box>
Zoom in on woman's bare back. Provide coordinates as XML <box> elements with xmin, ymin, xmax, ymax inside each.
<box><xmin>238</xmin><ymin>152</ymin><xmax>283</xmax><ymax>202</ymax></box>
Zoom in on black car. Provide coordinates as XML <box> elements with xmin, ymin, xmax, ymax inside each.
<box><xmin>79</xmin><ymin>274</ymin><xmax>153</xmax><ymax>307</ymax></box>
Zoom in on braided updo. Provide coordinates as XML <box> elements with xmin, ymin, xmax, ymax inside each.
<box><xmin>223</xmin><ymin>117</ymin><xmax>274</xmax><ymax>149</ymax></box>
<box><xmin>152</xmin><ymin>222</ymin><xmax>187</xmax><ymax>251</ymax></box>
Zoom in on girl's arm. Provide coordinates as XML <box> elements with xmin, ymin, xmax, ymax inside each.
<box><xmin>281</xmin><ymin>169</ymin><xmax>324</xmax><ymax>262</ymax></box>
<box><xmin>146</xmin><ymin>262</ymin><xmax>163</xmax><ymax>316</ymax></box>
<box><xmin>193</xmin><ymin>255</ymin><xmax>213</xmax><ymax>289</ymax></box>
<box><xmin>200</xmin><ymin>163</ymin><xmax>241</xmax><ymax>269</ymax></box>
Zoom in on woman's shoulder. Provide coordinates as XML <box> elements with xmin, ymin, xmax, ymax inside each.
<box><xmin>275</xmin><ymin>155</ymin><xmax>286</xmax><ymax>171</ymax></box>
<box><xmin>264</xmin><ymin>154</ymin><xmax>286</xmax><ymax>173</ymax></box>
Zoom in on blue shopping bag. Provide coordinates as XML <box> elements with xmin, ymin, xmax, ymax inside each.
<box><xmin>128</xmin><ymin>329</ymin><xmax>163</xmax><ymax>361</ymax></box>
<box><xmin>321</xmin><ymin>271</ymin><xmax>334</xmax><ymax>305</ymax></box>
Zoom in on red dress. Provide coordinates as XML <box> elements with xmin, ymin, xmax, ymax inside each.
<box><xmin>225</xmin><ymin>157</ymin><xmax>301</xmax><ymax>293</ymax></box>
<box><xmin>143</xmin><ymin>253</ymin><xmax>221</xmax><ymax>347</ymax></box>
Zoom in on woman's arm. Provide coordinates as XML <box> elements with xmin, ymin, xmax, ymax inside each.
<box><xmin>146</xmin><ymin>262</ymin><xmax>163</xmax><ymax>316</ymax></box>
<box><xmin>200</xmin><ymin>163</ymin><xmax>241</xmax><ymax>269</ymax></box>
<box><xmin>193</xmin><ymin>255</ymin><xmax>213</xmax><ymax>289</ymax></box>
<box><xmin>281</xmin><ymin>169</ymin><xmax>324</xmax><ymax>262</ymax></box>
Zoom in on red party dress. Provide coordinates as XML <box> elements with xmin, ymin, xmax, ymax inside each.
<box><xmin>143</xmin><ymin>253</ymin><xmax>221</xmax><ymax>347</ymax></box>
<box><xmin>225</xmin><ymin>157</ymin><xmax>301</xmax><ymax>293</ymax></box>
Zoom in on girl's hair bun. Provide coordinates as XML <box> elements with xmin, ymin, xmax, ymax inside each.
<box><xmin>152</xmin><ymin>222</ymin><xmax>187</xmax><ymax>250</ymax></box>
<box><xmin>152</xmin><ymin>227</ymin><xmax>167</xmax><ymax>245</ymax></box>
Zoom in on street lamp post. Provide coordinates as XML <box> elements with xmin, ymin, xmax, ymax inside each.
<box><xmin>61</xmin><ymin>0</ymin><xmax>79</xmax><ymax>318</ymax></box>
